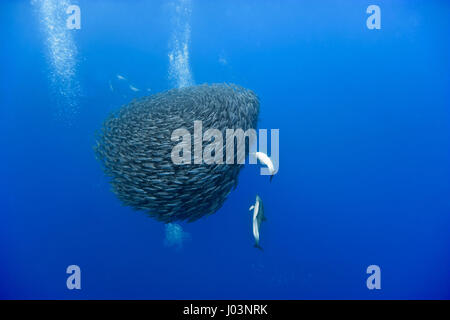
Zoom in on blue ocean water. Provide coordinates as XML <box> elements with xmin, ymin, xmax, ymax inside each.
<box><xmin>1</xmin><ymin>0</ymin><xmax>449</xmax><ymax>299</ymax></box>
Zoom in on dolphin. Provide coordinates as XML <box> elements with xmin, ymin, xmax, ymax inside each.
<box><xmin>249</xmin><ymin>195</ymin><xmax>266</xmax><ymax>250</ymax></box>
<box><xmin>254</xmin><ymin>152</ymin><xmax>275</xmax><ymax>182</ymax></box>
<box><xmin>116</xmin><ymin>74</ymin><xmax>127</xmax><ymax>80</ymax></box>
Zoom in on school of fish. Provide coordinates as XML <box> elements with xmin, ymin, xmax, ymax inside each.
<box><xmin>94</xmin><ymin>83</ymin><xmax>259</xmax><ymax>222</ymax></box>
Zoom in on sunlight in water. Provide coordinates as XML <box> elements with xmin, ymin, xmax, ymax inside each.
<box><xmin>164</xmin><ymin>223</ymin><xmax>191</xmax><ymax>250</ymax></box>
<box><xmin>32</xmin><ymin>0</ymin><xmax>81</xmax><ymax>122</ymax></box>
<box><xmin>168</xmin><ymin>0</ymin><xmax>194</xmax><ymax>88</ymax></box>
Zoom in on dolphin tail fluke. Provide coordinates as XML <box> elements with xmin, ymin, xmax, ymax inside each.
<box><xmin>253</xmin><ymin>244</ymin><xmax>264</xmax><ymax>251</ymax></box>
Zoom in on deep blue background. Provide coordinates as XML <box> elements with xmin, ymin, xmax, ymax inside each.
<box><xmin>1</xmin><ymin>0</ymin><xmax>449</xmax><ymax>299</ymax></box>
